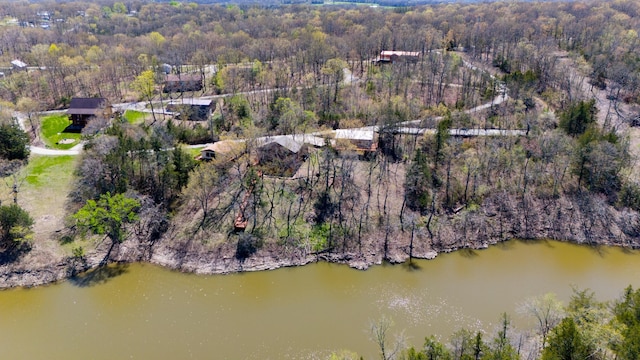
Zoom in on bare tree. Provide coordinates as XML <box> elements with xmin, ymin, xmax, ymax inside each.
<box><xmin>370</xmin><ymin>316</ymin><xmax>405</xmax><ymax>360</ymax></box>
<box><xmin>518</xmin><ymin>292</ymin><xmax>564</xmax><ymax>349</ymax></box>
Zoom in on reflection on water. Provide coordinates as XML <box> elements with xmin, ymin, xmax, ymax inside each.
<box><xmin>0</xmin><ymin>240</ymin><xmax>639</xmax><ymax>359</ymax></box>
<box><xmin>69</xmin><ymin>264</ymin><xmax>129</xmax><ymax>287</ymax></box>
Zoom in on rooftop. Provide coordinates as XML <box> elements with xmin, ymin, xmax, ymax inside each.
<box><xmin>165</xmin><ymin>74</ymin><xmax>202</xmax><ymax>82</ymax></box>
<box><xmin>256</xmin><ymin>134</ymin><xmax>327</xmax><ymax>153</ymax></box>
<box><xmin>380</xmin><ymin>51</ymin><xmax>420</xmax><ymax>57</ymax></box>
<box><xmin>67</xmin><ymin>97</ymin><xmax>108</xmax><ymax>115</ymax></box>
<box><xmin>167</xmin><ymin>98</ymin><xmax>212</xmax><ymax>106</ymax></box>
<box><xmin>11</xmin><ymin>59</ymin><xmax>27</xmax><ymax>68</ymax></box>
<box><xmin>334</xmin><ymin>129</ymin><xmax>376</xmax><ymax>141</ymax></box>
<box><xmin>201</xmin><ymin>140</ymin><xmax>243</xmax><ymax>155</ymax></box>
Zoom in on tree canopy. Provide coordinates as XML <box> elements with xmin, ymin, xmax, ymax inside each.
<box><xmin>74</xmin><ymin>192</ymin><xmax>140</xmax><ymax>244</ymax></box>
<box><xmin>559</xmin><ymin>100</ymin><xmax>597</xmax><ymax>137</ymax></box>
<box><xmin>0</xmin><ymin>204</ymin><xmax>33</xmax><ymax>250</ymax></box>
<box><xmin>0</xmin><ymin>124</ymin><xmax>30</xmax><ymax>161</ymax></box>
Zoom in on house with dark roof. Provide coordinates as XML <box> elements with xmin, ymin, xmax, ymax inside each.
<box><xmin>163</xmin><ymin>74</ymin><xmax>203</xmax><ymax>93</ymax></box>
<box><xmin>67</xmin><ymin>97</ymin><xmax>111</xmax><ymax>127</ymax></box>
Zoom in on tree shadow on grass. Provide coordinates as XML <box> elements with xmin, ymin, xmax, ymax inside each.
<box><xmin>69</xmin><ymin>264</ymin><xmax>129</xmax><ymax>287</ymax></box>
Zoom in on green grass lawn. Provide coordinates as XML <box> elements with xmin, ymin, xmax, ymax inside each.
<box><xmin>11</xmin><ymin>155</ymin><xmax>76</xmax><ymax>216</ymax></box>
<box><xmin>12</xmin><ymin>154</ymin><xmax>76</xmax><ymax>220</ymax></box>
<box><xmin>123</xmin><ymin>110</ymin><xmax>149</xmax><ymax>124</ymax></box>
<box><xmin>7</xmin><ymin>155</ymin><xmax>89</xmax><ymax>255</ymax></box>
<box><xmin>186</xmin><ymin>146</ymin><xmax>204</xmax><ymax>158</ymax></box>
<box><xmin>22</xmin><ymin>155</ymin><xmax>76</xmax><ymax>188</ymax></box>
<box><xmin>40</xmin><ymin>114</ymin><xmax>82</xmax><ymax>150</ymax></box>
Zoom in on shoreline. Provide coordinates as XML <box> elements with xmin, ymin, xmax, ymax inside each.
<box><xmin>0</xmin><ymin>234</ymin><xmax>628</xmax><ymax>290</ymax></box>
<box><xmin>3</xmin><ymin>186</ymin><xmax>639</xmax><ymax>289</ymax></box>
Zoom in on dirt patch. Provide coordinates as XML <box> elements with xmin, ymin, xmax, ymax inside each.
<box><xmin>57</xmin><ymin>138</ymin><xmax>76</xmax><ymax>145</ymax></box>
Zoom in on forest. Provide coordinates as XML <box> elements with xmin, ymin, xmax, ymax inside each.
<box><xmin>1</xmin><ymin>0</ymin><xmax>640</xmax><ymax>357</ymax></box>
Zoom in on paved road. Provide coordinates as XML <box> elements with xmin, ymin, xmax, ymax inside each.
<box><xmin>401</xmin><ymin>90</ymin><xmax>508</xmax><ymax>127</ymax></box>
<box><xmin>30</xmin><ymin>146</ymin><xmax>82</xmax><ymax>155</ymax></box>
<box><xmin>13</xmin><ymin>111</ymin><xmax>83</xmax><ymax>156</ymax></box>
<box><xmin>16</xmin><ymin>61</ymin><xmax>517</xmax><ymax>158</ymax></box>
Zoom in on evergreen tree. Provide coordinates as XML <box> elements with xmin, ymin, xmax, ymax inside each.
<box><xmin>613</xmin><ymin>286</ymin><xmax>640</xmax><ymax>360</ymax></box>
<box><xmin>541</xmin><ymin>318</ymin><xmax>594</xmax><ymax>360</ymax></box>
<box><xmin>559</xmin><ymin>100</ymin><xmax>597</xmax><ymax>137</ymax></box>
<box><xmin>405</xmin><ymin>148</ymin><xmax>432</xmax><ymax>214</ymax></box>
<box><xmin>0</xmin><ymin>204</ymin><xmax>33</xmax><ymax>250</ymax></box>
<box><xmin>0</xmin><ymin>124</ymin><xmax>30</xmax><ymax>160</ymax></box>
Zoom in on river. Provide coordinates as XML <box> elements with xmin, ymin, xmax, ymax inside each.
<box><xmin>1</xmin><ymin>240</ymin><xmax>639</xmax><ymax>359</ymax></box>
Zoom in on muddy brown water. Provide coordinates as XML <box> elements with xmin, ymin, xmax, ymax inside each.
<box><xmin>1</xmin><ymin>240</ymin><xmax>640</xmax><ymax>359</ymax></box>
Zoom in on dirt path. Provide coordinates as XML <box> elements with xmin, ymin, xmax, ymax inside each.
<box><xmin>460</xmin><ymin>51</ymin><xmax>640</xmax><ymax>175</ymax></box>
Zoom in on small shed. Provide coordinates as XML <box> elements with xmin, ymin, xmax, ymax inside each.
<box><xmin>166</xmin><ymin>98</ymin><xmax>213</xmax><ymax>121</ymax></box>
<box><xmin>67</xmin><ymin>97</ymin><xmax>111</xmax><ymax>127</ymax></box>
<box><xmin>163</xmin><ymin>74</ymin><xmax>203</xmax><ymax>93</ymax></box>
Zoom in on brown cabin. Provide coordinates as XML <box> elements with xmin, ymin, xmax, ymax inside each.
<box><xmin>67</xmin><ymin>97</ymin><xmax>111</xmax><ymax>127</ymax></box>
<box><xmin>163</xmin><ymin>74</ymin><xmax>203</xmax><ymax>93</ymax></box>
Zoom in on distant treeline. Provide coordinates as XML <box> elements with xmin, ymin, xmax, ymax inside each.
<box><xmin>156</xmin><ymin>0</ymin><xmax>553</xmax><ymax>6</ymax></box>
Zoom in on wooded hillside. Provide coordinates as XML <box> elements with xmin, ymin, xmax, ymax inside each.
<box><xmin>0</xmin><ymin>0</ymin><xmax>639</xmax><ymax>289</ymax></box>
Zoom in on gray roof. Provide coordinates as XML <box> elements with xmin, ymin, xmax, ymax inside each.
<box><xmin>334</xmin><ymin>129</ymin><xmax>375</xmax><ymax>141</ymax></box>
<box><xmin>167</xmin><ymin>98</ymin><xmax>212</xmax><ymax>106</ymax></box>
<box><xmin>257</xmin><ymin>136</ymin><xmax>303</xmax><ymax>153</ymax></box>
<box><xmin>290</xmin><ymin>134</ymin><xmax>327</xmax><ymax>147</ymax></box>
<box><xmin>11</xmin><ymin>59</ymin><xmax>27</xmax><ymax>68</ymax></box>
<box><xmin>257</xmin><ymin>134</ymin><xmax>327</xmax><ymax>153</ymax></box>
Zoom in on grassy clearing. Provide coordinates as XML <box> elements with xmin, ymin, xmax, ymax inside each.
<box><xmin>22</xmin><ymin>155</ymin><xmax>76</xmax><ymax>188</ymax></box>
<box><xmin>2</xmin><ymin>156</ymin><xmax>78</xmax><ymax>219</ymax></box>
<box><xmin>40</xmin><ymin>114</ymin><xmax>81</xmax><ymax>150</ymax></box>
<box><xmin>0</xmin><ymin>155</ymin><xmax>79</xmax><ymax>258</ymax></box>
<box><xmin>123</xmin><ymin>110</ymin><xmax>149</xmax><ymax>124</ymax></box>
<box><xmin>186</xmin><ymin>146</ymin><xmax>204</xmax><ymax>158</ymax></box>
